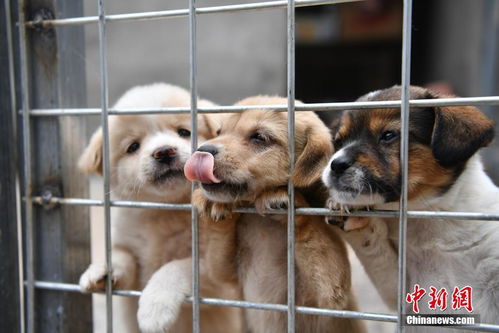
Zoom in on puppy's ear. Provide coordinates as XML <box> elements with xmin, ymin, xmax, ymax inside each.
<box><xmin>291</xmin><ymin>113</ymin><xmax>333</xmax><ymax>187</ymax></box>
<box><xmin>328</xmin><ymin>114</ymin><xmax>343</xmax><ymax>141</ymax></box>
<box><xmin>78</xmin><ymin>128</ymin><xmax>103</xmax><ymax>175</ymax></box>
<box><xmin>202</xmin><ymin>113</ymin><xmax>228</xmax><ymax>139</ymax></box>
<box><xmin>428</xmin><ymin>91</ymin><xmax>495</xmax><ymax>167</ymax></box>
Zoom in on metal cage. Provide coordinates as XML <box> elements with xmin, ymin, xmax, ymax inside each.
<box><xmin>2</xmin><ymin>0</ymin><xmax>499</xmax><ymax>332</ymax></box>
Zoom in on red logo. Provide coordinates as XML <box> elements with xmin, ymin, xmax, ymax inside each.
<box><xmin>428</xmin><ymin>286</ymin><xmax>448</xmax><ymax>311</ymax></box>
<box><xmin>406</xmin><ymin>284</ymin><xmax>426</xmax><ymax>313</ymax></box>
<box><xmin>452</xmin><ymin>286</ymin><xmax>473</xmax><ymax>313</ymax></box>
<box><xmin>406</xmin><ymin>285</ymin><xmax>473</xmax><ymax>313</ymax></box>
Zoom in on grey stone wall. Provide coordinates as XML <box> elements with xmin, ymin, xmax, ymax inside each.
<box><xmin>83</xmin><ymin>0</ymin><xmax>286</xmax><ymax>107</ymax></box>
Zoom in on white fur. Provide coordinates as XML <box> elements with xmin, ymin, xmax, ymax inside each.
<box><xmin>137</xmin><ymin>259</ymin><xmax>191</xmax><ymax>333</ymax></box>
<box><xmin>342</xmin><ymin>155</ymin><xmax>499</xmax><ymax>332</ymax></box>
<box><xmin>79</xmin><ymin>83</ymin><xmax>241</xmax><ymax>333</ymax></box>
<box><xmin>321</xmin><ymin>146</ymin><xmax>348</xmax><ymax>188</ymax></box>
<box><xmin>322</xmin><ymin>144</ymin><xmax>385</xmax><ymax>207</ymax></box>
<box><xmin>356</xmin><ymin>90</ymin><xmax>382</xmax><ymax>102</ymax></box>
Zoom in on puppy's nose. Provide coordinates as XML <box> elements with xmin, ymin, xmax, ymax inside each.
<box><xmin>330</xmin><ymin>156</ymin><xmax>353</xmax><ymax>176</ymax></box>
<box><xmin>152</xmin><ymin>146</ymin><xmax>177</xmax><ymax>164</ymax></box>
<box><xmin>197</xmin><ymin>145</ymin><xmax>218</xmax><ymax>156</ymax></box>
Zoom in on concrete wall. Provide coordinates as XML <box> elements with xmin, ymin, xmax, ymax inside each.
<box><xmin>83</xmin><ymin>0</ymin><xmax>286</xmax><ymax>107</ymax></box>
<box><xmin>428</xmin><ymin>0</ymin><xmax>499</xmax><ymax>184</ymax></box>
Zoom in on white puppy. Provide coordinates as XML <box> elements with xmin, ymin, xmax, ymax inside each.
<box><xmin>79</xmin><ymin>83</ymin><xmax>241</xmax><ymax>333</ymax></box>
<box><xmin>322</xmin><ymin>86</ymin><xmax>499</xmax><ymax>332</ymax></box>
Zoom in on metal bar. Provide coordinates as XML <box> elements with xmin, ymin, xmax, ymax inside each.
<box><xmin>96</xmin><ymin>0</ymin><xmax>113</xmax><ymax>332</ymax></box>
<box><xmin>25</xmin><ymin>0</ymin><xmax>361</xmax><ymax>28</ymax></box>
<box><xmin>17</xmin><ymin>0</ymin><xmax>35</xmax><ymax>331</ymax></box>
<box><xmin>397</xmin><ymin>0</ymin><xmax>413</xmax><ymax>332</ymax></box>
<box><xmin>30</xmin><ymin>281</ymin><xmax>499</xmax><ymax>332</ymax></box>
<box><xmin>188</xmin><ymin>0</ymin><xmax>200</xmax><ymax>331</ymax></box>
<box><xmin>26</xmin><ymin>96</ymin><xmax>499</xmax><ymax>116</ymax></box>
<box><xmin>286</xmin><ymin>0</ymin><xmax>296</xmax><ymax>331</ymax></box>
<box><xmin>29</xmin><ymin>196</ymin><xmax>499</xmax><ymax>220</ymax></box>
<box><xmin>5</xmin><ymin>0</ymin><xmax>25</xmax><ymax>332</ymax></box>
<box><xmin>31</xmin><ymin>281</ymin><xmax>397</xmax><ymax>321</ymax></box>
<box><xmin>1</xmin><ymin>0</ymin><xmax>23</xmax><ymax>331</ymax></box>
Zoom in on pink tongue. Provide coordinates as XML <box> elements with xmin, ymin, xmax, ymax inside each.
<box><xmin>184</xmin><ymin>152</ymin><xmax>221</xmax><ymax>184</ymax></box>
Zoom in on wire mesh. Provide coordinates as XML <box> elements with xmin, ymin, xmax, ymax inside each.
<box><xmin>11</xmin><ymin>0</ymin><xmax>499</xmax><ymax>332</ymax></box>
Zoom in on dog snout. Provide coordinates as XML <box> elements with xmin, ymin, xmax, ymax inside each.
<box><xmin>152</xmin><ymin>146</ymin><xmax>177</xmax><ymax>164</ymax></box>
<box><xmin>330</xmin><ymin>155</ymin><xmax>354</xmax><ymax>176</ymax></box>
<box><xmin>197</xmin><ymin>145</ymin><xmax>218</xmax><ymax>156</ymax></box>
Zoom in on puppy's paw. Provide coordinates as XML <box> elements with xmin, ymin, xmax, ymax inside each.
<box><xmin>192</xmin><ymin>188</ymin><xmax>234</xmax><ymax>222</ymax></box>
<box><xmin>343</xmin><ymin>217</ymin><xmax>370</xmax><ymax>231</ymax></box>
<box><xmin>137</xmin><ymin>279</ymin><xmax>184</xmax><ymax>333</ymax></box>
<box><xmin>210</xmin><ymin>202</ymin><xmax>234</xmax><ymax>222</ymax></box>
<box><xmin>79</xmin><ymin>263</ymin><xmax>108</xmax><ymax>292</ymax></box>
<box><xmin>255</xmin><ymin>187</ymin><xmax>289</xmax><ymax>214</ymax></box>
<box><xmin>79</xmin><ymin>263</ymin><xmax>127</xmax><ymax>292</ymax></box>
<box><xmin>341</xmin><ymin>218</ymin><xmax>390</xmax><ymax>252</ymax></box>
<box><xmin>326</xmin><ymin>198</ymin><xmax>352</xmax><ymax>214</ymax></box>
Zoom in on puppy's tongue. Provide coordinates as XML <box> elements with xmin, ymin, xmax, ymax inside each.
<box><xmin>184</xmin><ymin>152</ymin><xmax>221</xmax><ymax>184</ymax></box>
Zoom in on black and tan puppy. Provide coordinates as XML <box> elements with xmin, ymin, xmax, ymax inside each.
<box><xmin>322</xmin><ymin>86</ymin><xmax>499</xmax><ymax>330</ymax></box>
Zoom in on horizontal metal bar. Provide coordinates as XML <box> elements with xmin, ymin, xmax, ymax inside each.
<box><xmin>25</xmin><ymin>0</ymin><xmax>360</xmax><ymax>28</ymax></box>
<box><xmin>30</xmin><ymin>280</ymin><xmax>395</xmax><ymax>323</ymax></box>
<box><xmin>33</xmin><ymin>280</ymin><xmax>142</xmax><ymax>297</ymax></box>
<box><xmin>31</xmin><ymin>280</ymin><xmax>499</xmax><ymax>331</ymax></box>
<box><xmin>30</xmin><ymin>196</ymin><xmax>499</xmax><ymax>221</ymax></box>
<box><xmin>26</xmin><ymin>96</ymin><xmax>499</xmax><ymax>117</ymax></box>
<box><xmin>32</xmin><ymin>196</ymin><xmax>191</xmax><ymax>210</ymax></box>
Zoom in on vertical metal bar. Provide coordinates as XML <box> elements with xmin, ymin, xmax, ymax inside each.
<box><xmin>188</xmin><ymin>0</ymin><xmax>200</xmax><ymax>332</ymax></box>
<box><xmin>97</xmin><ymin>0</ymin><xmax>113</xmax><ymax>332</ymax></box>
<box><xmin>5</xmin><ymin>0</ymin><xmax>25</xmax><ymax>331</ymax></box>
<box><xmin>17</xmin><ymin>0</ymin><xmax>35</xmax><ymax>331</ymax></box>
<box><xmin>397</xmin><ymin>0</ymin><xmax>413</xmax><ymax>332</ymax></box>
<box><xmin>2</xmin><ymin>0</ymin><xmax>23</xmax><ymax>331</ymax></box>
<box><xmin>286</xmin><ymin>0</ymin><xmax>296</xmax><ymax>332</ymax></box>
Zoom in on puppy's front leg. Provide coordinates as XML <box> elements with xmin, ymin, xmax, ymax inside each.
<box><xmin>193</xmin><ymin>188</ymin><xmax>240</xmax><ymax>285</ymax></box>
<box><xmin>192</xmin><ymin>188</ymin><xmax>235</xmax><ymax>222</ymax></box>
<box><xmin>340</xmin><ymin>218</ymin><xmax>399</xmax><ymax>310</ymax></box>
<box><xmin>295</xmin><ymin>219</ymin><xmax>353</xmax><ymax>308</ymax></box>
<box><xmin>254</xmin><ymin>186</ymin><xmax>289</xmax><ymax>215</ymax></box>
<box><xmin>137</xmin><ymin>258</ymin><xmax>192</xmax><ymax>333</ymax></box>
<box><xmin>293</xmin><ymin>192</ymin><xmax>352</xmax><ymax>310</ymax></box>
<box><xmin>79</xmin><ymin>246</ymin><xmax>137</xmax><ymax>292</ymax></box>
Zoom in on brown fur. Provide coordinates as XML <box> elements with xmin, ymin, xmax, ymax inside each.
<box><xmin>194</xmin><ymin>96</ymin><xmax>365</xmax><ymax>333</ymax></box>
<box><xmin>328</xmin><ymin>86</ymin><xmax>495</xmax><ymax>204</ymax></box>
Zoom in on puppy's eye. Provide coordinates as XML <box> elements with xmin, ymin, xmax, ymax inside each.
<box><xmin>178</xmin><ymin>128</ymin><xmax>191</xmax><ymax>137</ymax></box>
<box><xmin>216</xmin><ymin>129</ymin><xmax>221</xmax><ymax>136</ymax></box>
<box><xmin>249</xmin><ymin>132</ymin><xmax>266</xmax><ymax>144</ymax></box>
<box><xmin>380</xmin><ymin>131</ymin><xmax>398</xmax><ymax>144</ymax></box>
<box><xmin>333</xmin><ymin>136</ymin><xmax>344</xmax><ymax>149</ymax></box>
<box><xmin>127</xmin><ymin>141</ymin><xmax>140</xmax><ymax>154</ymax></box>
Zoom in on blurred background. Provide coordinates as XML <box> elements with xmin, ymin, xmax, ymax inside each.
<box><xmin>84</xmin><ymin>0</ymin><xmax>499</xmax><ymax>183</ymax></box>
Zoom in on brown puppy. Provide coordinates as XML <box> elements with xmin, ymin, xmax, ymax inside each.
<box><xmin>185</xmin><ymin>96</ymin><xmax>365</xmax><ymax>333</ymax></box>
